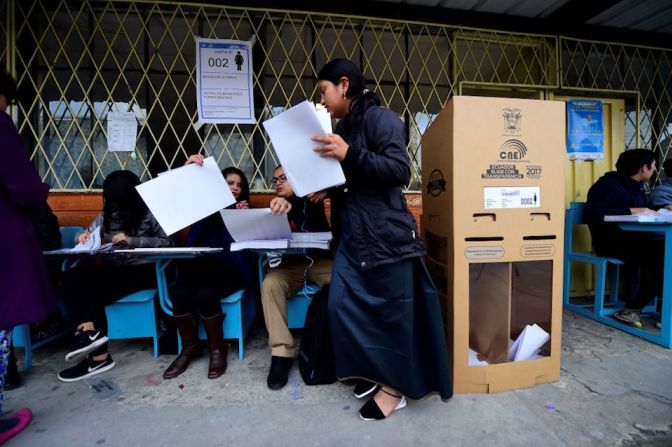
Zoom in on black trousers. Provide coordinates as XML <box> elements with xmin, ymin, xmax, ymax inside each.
<box><xmin>595</xmin><ymin>232</ymin><xmax>664</xmax><ymax>310</ymax></box>
<box><xmin>62</xmin><ymin>258</ymin><xmax>156</xmax><ymax>335</ymax></box>
<box><xmin>170</xmin><ymin>257</ymin><xmax>244</xmax><ymax>318</ymax></box>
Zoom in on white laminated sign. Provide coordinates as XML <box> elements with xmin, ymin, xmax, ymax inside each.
<box><xmin>483</xmin><ymin>186</ymin><xmax>540</xmax><ymax>209</ymax></box>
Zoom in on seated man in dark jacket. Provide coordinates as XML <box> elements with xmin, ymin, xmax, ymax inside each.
<box><xmin>261</xmin><ymin>166</ymin><xmax>332</xmax><ymax>390</ymax></box>
<box><xmin>584</xmin><ymin>148</ymin><xmax>663</xmax><ymax>326</ymax></box>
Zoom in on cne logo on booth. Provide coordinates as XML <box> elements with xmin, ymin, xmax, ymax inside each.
<box><xmin>499</xmin><ymin>139</ymin><xmax>528</xmax><ymax>161</ymax></box>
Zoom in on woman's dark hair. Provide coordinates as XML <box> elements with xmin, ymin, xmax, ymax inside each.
<box><xmin>0</xmin><ymin>70</ymin><xmax>18</xmax><ymax>104</ymax></box>
<box><xmin>615</xmin><ymin>148</ymin><xmax>657</xmax><ymax>177</ymax></box>
<box><xmin>102</xmin><ymin>170</ymin><xmax>147</xmax><ymax>233</ymax></box>
<box><xmin>317</xmin><ymin>58</ymin><xmax>380</xmax><ymax>135</ymax></box>
<box><xmin>222</xmin><ymin>166</ymin><xmax>250</xmax><ymax>203</ymax></box>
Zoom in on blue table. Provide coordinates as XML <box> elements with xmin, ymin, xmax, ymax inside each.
<box><xmin>587</xmin><ymin>221</ymin><xmax>672</xmax><ymax>348</ymax></box>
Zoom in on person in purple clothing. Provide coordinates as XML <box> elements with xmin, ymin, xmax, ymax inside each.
<box><xmin>0</xmin><ymin>70</ymin><xmax>55</xmax><ymax>445</ymax></box>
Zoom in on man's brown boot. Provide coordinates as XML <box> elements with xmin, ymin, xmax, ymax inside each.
<box><xmin>163</xmin><ymin>314</ymin><xmax>202</xmax><ymax>379</ymax></box>
<box><xmin>202</xmin><ymin>313</ymin><xmax>227</xmax><ymax>379</ymax></box>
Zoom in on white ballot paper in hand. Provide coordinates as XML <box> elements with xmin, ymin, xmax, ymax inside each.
<box><xmin>262</xmin><ymin>100</ymin><xmax>345</xmax><ymax>197</ymax></box>
<box><xmin>136</xmin><ymin>157</ymin><xmax>235</xmax><ymax>235</ymax></box>
<box><xmin>314</xmin><ymin>103</ymin><xmax>332</xmax><ymax>134</ymax></box>
<box><xmin>220</xmin><ymin>208</ymin><xmax>293</xmax><ymax>251</ymax></box>
<box><xmin>73</xmin><ymin>225</ymin><xmax>101</xmax><ymax>251</ymax></box>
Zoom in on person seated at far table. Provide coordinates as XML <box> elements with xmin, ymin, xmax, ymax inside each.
<box><xmin>261</xmin><ymin>165</ymin><xmax>333</xmax><ymax>390</ymax></box>
<box><xmin>58</xmin><ymin>170</ymin><xmax>173</xmax><ymax>383</ymax></box>
<box><xmin>162</xmin><ymin>154</ymin><xmax>256</xmax><ymax>381</ymax></box>
<box><xmin>649</xmin><ymin>158</ymin><xmax>672</xmax><ymax>211</ymax></box>
<box><xmin>583</xmin><ymin>148</ymin><xmax>664</xmax><ymax>327</ymax></box>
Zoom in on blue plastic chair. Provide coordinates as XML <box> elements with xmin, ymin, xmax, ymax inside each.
<box><xmin>156</xmin><ymin>259</ymin><xmax>255</xmax><ymax>361</ymax></box>
<box><xmin>287</xmin><ymin>284</ymin><xmax>321</xmax><ymax>329</ymax></box>
<box><xmin>59</xmin><ymin>226</ymin><xmax>82</xmax><ymax>249</ymax></box>
<box><xmin>105</xmin><ymin>289</ymin><xmax>161</xmax><ymax>358</ymax></box>
<box><xmin>195</xmin><ymin>289</ymin><xmax>256</xmax><ymax>360</ymax></box>
<box><xmin>257</xmin><ymin>252</ymin><xmax>322</xmax><ymax>329</ymax></box>
<box><xmin>13</xmin><ymin>226</ymin><xmax>84</xmax><ymax>369</ymax></box>
<box><xmin>563</xmin><ymin>202</ymin><xmax>624</xmax><ymax>317</ymax></box>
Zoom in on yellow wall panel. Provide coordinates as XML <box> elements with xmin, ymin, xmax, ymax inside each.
<box><xmin>554</xmin><ymin>96</ymin><xmax>626</xmax><ymax>295</ymax></box>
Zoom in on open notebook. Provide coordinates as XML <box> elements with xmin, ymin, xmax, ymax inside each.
<box><xmin>229</xmin><ymin>232</ymin><xmax>333</xmax><ymax>251</ymax></box>
<box><xmin>44</xmin><ymin>226</ymin><xmax>115</xmax><ymax>255</ymax></box>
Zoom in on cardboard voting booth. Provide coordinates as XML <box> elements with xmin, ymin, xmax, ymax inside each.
<box><xmin>421</xmin><ymin>96</ymin><xmax>565</xmax><ymax>393</ymax></box>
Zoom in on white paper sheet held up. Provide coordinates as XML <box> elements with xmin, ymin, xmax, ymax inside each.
<box><xmin>262</xmin><ymin>100</ymin><xmax>345</xmax><ymax>197</ymax></box>
<box><xmin>107</xmin><ymin>112</ymin><xmax>138</xmax><ymax>152</ymax></box>
<box><xmin>314</xmin><ymin>103</ymin><xmax>332</xmax><ymax>134</ymax></box>
<box><xmin>220</xmin><ymin>208</ymin><xmax>293</xmax><ymax>243</ymax></box>
<box><xmin>136</xmin><ymin>157</ymin><xmax>235</xmax><ymax>235</ymax></box>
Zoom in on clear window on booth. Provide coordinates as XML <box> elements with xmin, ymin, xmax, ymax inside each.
<box><xmin>468</xmin><ymin>261</ymin><xmax>552</xmax><ymax>366</ymax></box>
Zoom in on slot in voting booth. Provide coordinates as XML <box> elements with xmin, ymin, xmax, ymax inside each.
<box><xmin>421</xmin><ymin>96</ymin><xmax>565</xmax><ymax>393</ymax></box>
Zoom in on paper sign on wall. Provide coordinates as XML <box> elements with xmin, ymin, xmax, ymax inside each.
<box><xmin>195</xmin><ymin>38</ymin><xmax>255</xmax><ymax>127</ymax></box>
<box><xmin>107</xmin><ymin>112</ymin><xmax>137</xmax><ymax>152</ymax></box>
<box><xmin>566</xmin><ymin>99</ymin><xmax>604</xmax><ymax>160</ymax></box>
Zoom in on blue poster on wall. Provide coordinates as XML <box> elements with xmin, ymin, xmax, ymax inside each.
<box><xmin>566</xmin><ymin>99</ymin><xmax>604</xmax><ymax>160</ymax></box>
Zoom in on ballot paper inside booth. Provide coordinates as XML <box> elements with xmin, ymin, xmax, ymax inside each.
<box><xmin>421</xmin><ymin>96</ymin><xmax>565</xmax><ymax>393</ymax></box>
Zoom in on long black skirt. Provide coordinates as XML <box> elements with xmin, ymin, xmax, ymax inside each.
<box><xmin>327</xmin><ymin>247</ymin><xmax>453</xmax><ymax>400</ymax></box>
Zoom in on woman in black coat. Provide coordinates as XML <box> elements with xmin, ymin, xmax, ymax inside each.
<box><xmin>312</xmin><ymin>59</ymin><xmax>452</xmax><ymax>421</ymax></box>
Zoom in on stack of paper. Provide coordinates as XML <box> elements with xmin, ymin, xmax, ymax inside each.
<box><xmin>508</xmin><ymin>324</ymin><xmax>550</xmax><ymax>362</ymax></box>
<box><xmin>604</xmin><ymin>214</ymin><xmax>672</xmax><ymax>223</ymax></box>
<box><xmin>221</xmin><ymin>208</ymin><xmax>292</xmax><ymax>251</ymax></box>
<box><xmin>288</xmin><ymin>231</ymin><xmax>332</xmax><ymax>249</ymax></box>
<box><xmin>262</xmin><ymin>100</ymin><xmax>345</xmax><ymax>197</ymax></box>
<box><xmin>221</xmin><ymin>209</ymin><xmax>332</xmax><ymax>251</ymax></box>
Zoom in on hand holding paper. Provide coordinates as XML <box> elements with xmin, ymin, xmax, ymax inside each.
<box><xmin>262</xmin><ymin>101</ymin><xmax>345</xmax><ymax>197</ymax></box>
<box><xmin>136</xmin><ymin>157</ymin><xmax>235</xmax><ymax>235</ymax></box>
<box><xmin>220</xmin><ymin>208</ymin><xmax>293</xmax><ymax>242</ymax></box>
<box><xmin>312</xmin><ymin>133</ymin><xmax>349</xmax><ymax>161</ymax></box>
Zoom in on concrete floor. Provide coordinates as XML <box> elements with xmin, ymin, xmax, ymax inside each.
<box><xmin>3</xmin><ymin>311</ymin><xmax>672</xmax><ymax>447</ymax></box>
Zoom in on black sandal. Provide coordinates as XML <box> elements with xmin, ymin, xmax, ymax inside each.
<box><xmin>358</xmin><ymin>387</ymin><xmax>407</xmax><ymax>421</ymax></box>
<box><xmin>353</xmin><ymin>379</ymin><xmax>379</xmax><ymax>399</ymax></box>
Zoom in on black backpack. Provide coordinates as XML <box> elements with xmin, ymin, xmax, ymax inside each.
<box><xmin>298</xmin><ymin>284</ymin><xmax>336</xmax><ymax>385</ymax></box>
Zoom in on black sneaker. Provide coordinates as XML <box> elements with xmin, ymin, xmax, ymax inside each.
<box><xmin>354</xmin><ymin>379</ymin><xmax>379</xmax><ymax>399</ymax></box>
<box><xmin>58</xmin><ymin>355</ymin><xmax>115</xmax><ymax>383</ymax></box>
<box><xmin>267</xmin><ymin>356</ymin><xmax>293</xmax><ymax>390</ymax></box>
<box><xmin>613</xmin><ymin>309</ymin><xmax>642</xmax><ymax>328</ymax></box>
<box><xmin>65</xmin><ymin>330</ymin><xmax>108</xmax><ymax>361</ymax></box>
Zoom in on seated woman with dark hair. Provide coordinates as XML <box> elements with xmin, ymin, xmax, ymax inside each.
<box><xmin>58</xmin><ymin>170</ymin><xmax>173</xmax><ymax>383</ymax></box>
<box><xmin>162</xmin><ymin>155</ymin><xmax>256</xmax><ymax>380</ymax></box>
